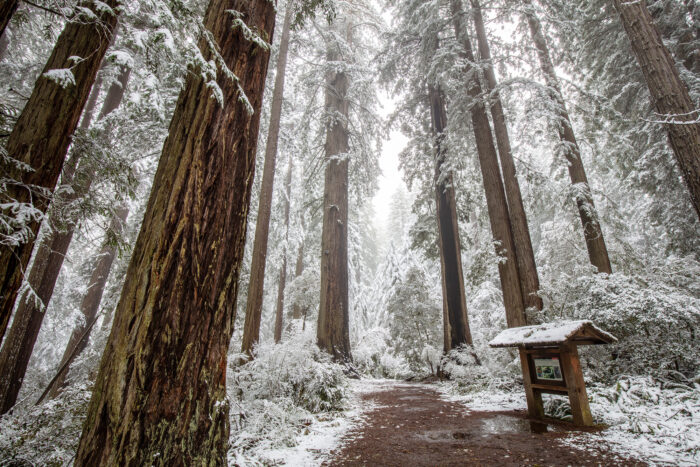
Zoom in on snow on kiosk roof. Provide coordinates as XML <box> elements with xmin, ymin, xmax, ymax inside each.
<box><xmin>489</xmin><ymin>320</ymin><xmax>617</xmax><ymax>348</ymax></box>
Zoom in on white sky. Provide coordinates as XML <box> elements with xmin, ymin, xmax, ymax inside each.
<box><xmin>371</xmin><ymin>92</ymin><xmax>409</xmax><ymax>232</ymax></box>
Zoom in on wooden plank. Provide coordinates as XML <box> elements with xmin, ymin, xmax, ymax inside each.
<box><xmin>531</xmin><ymin>383</ymin><xmax>568</xmax><ymax>393</ymax></box>
<box><xmin>519</xmin><ymin>348</ymin><xmax>544</xmax><ymax>419</ymax></box>
<box><xmin>560</xmin><ymin>343</ymin><xmax>593</xmax><ymax>426</ymax></box>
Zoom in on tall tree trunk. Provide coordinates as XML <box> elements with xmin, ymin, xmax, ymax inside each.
<box><xmin>0</xmin><ymin>67</ymin><xmax>126</xmax><ymax>415</ymax></box>
<box><xmin>318</xmin><ymin>22</ymin><xmax>352</xmax><ymax>363</ymax></box>
<box><xmin>523</xmin><ymin>0</ymin><xmax>613</xmax><ymax>274</ymax></box>
<box><xmin>273</xmin><ymin>157</ymin><xmax>293</xmax><ymax>343</ymax></box>
<box><xmin>0</xmin><ymin>0</ymin><xmax>18</xmax><ymax>40</ymax></box>
<box><xmin>241</xmin><ymin>4</ymin><xmax>293</xmax><ymax>355</ymax></box>
<box><xmin>44</xmin><ymin>204</ymin><xmax>129</xmax><ymax>401</ymax></box>
<box><xmin>448</xmin><ymin>13</ymin><xmax>527</xmax><ymax>328</ymax></box>
<box><xmin>0</xmin><ymin>3</ymin><xmax>120</xmax><ymax>341</ymax></box>
<box><xmin>614</xmin><ymin>0</ymin><xmax>700</xmax><ymax>221</ymax></box>
<box><xmin>428</xmin><ymin>83</ymin><xmax>473</xmax><ymax>351</ymax></box>
<box><xmin>0</xmin><ymin>30</ymin><xmax>9</xmax><ymax>61</ymax></box>
<box><xmin>470</xmin><ymin>0</ymin><xmax>542</xmax><ymax>311</ymax></box>
<box><xmin>291</xmin><ymin>238</ymin><xmax>304</xmax><ymax>320</ymax></box>
<box><xmin>74</xmin><ymin>0</ymin><xmax>276</xmax><ymax>464</ymax></box>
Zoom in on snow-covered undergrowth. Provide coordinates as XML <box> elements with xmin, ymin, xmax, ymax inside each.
<box><xmin>227</xmin><ymin>330</ymin><xmax>357</xmax><ymax>465</ymax></box>
<box><xmin>440</xmin><ymin>349</ymin><xmax>700</xmax><ymax>465</ymax></box>
<box><xmin>0</xmin><ymin>381</ymin><xmax>92</xmax><ymax>465</ymax></box>
<box><xmin>567</xmin><ymin>376</ymin><xmax>700</xmax><ymax>466</ymax></box>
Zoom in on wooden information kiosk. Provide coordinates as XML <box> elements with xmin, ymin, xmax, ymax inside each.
<box><xmin>489</xmin><ymin>320</ymin><xmax>616</xmax><ymax>426</ymax></box>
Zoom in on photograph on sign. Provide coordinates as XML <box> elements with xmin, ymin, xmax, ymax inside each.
<box><xmin>534</xmin><ymin>357</ymin><xmax>563</xmax><ymax>381</ymax></box>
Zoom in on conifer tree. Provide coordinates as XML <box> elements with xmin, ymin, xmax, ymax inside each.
<box><xmin>614</xmin><ymin>0</ymin><xmax>700</xmax><ymax>221</ymax></box>
<box><xmin>450</xmin><ymin>0</ymin><xmax>526</xmax><ymax>327</ymax></box>
<box><xmin>522</xmin><ymin>0</ymin><xmax>612</xmax><ymax>274</ymax></box>
<box><xmin>42</xmin><ymin>203</ymin><xmax>130</xmax><ymax>402</ymax></box>
<box><xmin>74</xmin><ymin>0</ymin><xmax>276</xmax><ymax>463</ymax></box>
<box><xmin>429</xmin><ymin>80</ymin><xmax>474</xmax><ymax>348</ymax></box>
<box><xmin>274</xmin><ymin>156</ymin><xmax>293</xmax><ymax>342</ymax></box>
<box><xmin>242</xmin><ymin>3</ymin><xmax>293</xmax><ymax>355</ymax></box>
<box><xmin>318</xmin><ymin>18</ymin><xmax>353</xmax><ymax>363</ymax></box>
<box><xmin>0</xmin><ymin>64</ymin><xmax>130</xmax><ymax>415</ymax></box>
<box><xmin>470</xmin><ymin>0</ymin><xmax>542</xmax><ymax>310</ymax></box>
<box><xmin>0</xmin><ymin>3</ymin><xmax>121</xmax><ymax>340</ymax></box>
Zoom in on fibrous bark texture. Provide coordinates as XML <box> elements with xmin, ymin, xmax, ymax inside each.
<box><xmin>318</xmin><ymin>24</ymin><xmax>352</xmax><ymax>363</ymax></box>
<box><xmin>470</xmin><ymin>0</ymin><xmax>542</xmax><ymax>311</ymax></box>
<box><xmin>449</xmin><ymin>12</ymin><xmax>526</xmax><ymax>328</ymax></box>
<box><xmin>242</xmin><ymin>4</ymin><xmax>293</xmax><ymax>355</ymax></box>
<box><xmin>523</xmin><ymin>0</ymin><xmax>612</xmax><ymax>274</ymax></box>
<box><xmin>45</xmin><ymin>204</ymin><xmax>129</xmax><ymax>400</ymax></box>
<box><xmin>0</xmin><ymin>67</ymin><xmax>127</xmax><ymax>415</ymax></box>
<box><xmin>0</xmin><ymin>4</ymin><xmax>120</xmax><ymax>341</ymax></box>
<box><xmin>428</xmin><ymin>83</ymin><xmax>474</xmax><ymax>351</ymax></box>
<box><xmin>615</xmin><ymin>0</ymin><xmax>700</xmax><ymax>221</ymax></box>
<box><xmin>74</xmin><ymin>0</ymin><xmax>276</xmax><ymax>464</ymax></box>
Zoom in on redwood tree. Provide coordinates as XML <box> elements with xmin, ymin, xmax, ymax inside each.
<box><xmin>318</xmin><ymin>21</ymin><xmax>352</xmax><ymax>363</ymax></box>
<box><xmin>470</xmin><ymin>0</ymin><xmax>542</xmax><ymax>311</ymax></box>
<box><xmin>0</xmin><ymin>66</ymin><xmax>129</xmax><ymax>415</ymax></box>
<box><xmin>73</xmin><ymin>0</ymin><xmax>276</xmax><ymax>463</ymax></box>
<box><xmin>274</xmin><ymin>156</ymin><xmax>293</xmax><ymax>343</ymax></box>
<box><xmin>428</xmin><ymin>82</ymin><xmax>474</xmax><ymax>351</ymax></box>
<box><xmin>523</xmin><ymin>0</ymin><xmax>612</xmax><ymax>274</ymax></box>
<box><xmin>43</xmin><ymin>204</ymin><xmax>129</xmax><ymax>402</ymax></box>
<box><xmin>614</xmin><ymin>0</ymin><xmax>700</xmax><ymax>221</ymax></box>
<box><xmin>449</xmin><ymin>5</ymin><xmax>527</xmax><ymax>328</ymax></box>
<box><xmin>241</xmin><ymin>4</ymin><xmax>293</xmax><ymax>355</ymax></box>
<box><xmin>0</xmin><ymin>3</ymin><xmax>121</xmax><ymax>341</ymax></box>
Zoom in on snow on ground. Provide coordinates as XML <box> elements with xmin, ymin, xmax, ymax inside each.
<box><xmin>436</xmin><ymin>377</ymin><xmax>700</xmax><ymax>466</ymax></box>
<box><xmin>234</xmin><ymin>379</ymin><xmax>382</xmax><ymax>466</ymax></box>
<box><xmin>435</xmin><ymin>382</ymin><xmax>527</xmax><ymax>412</ymax></box>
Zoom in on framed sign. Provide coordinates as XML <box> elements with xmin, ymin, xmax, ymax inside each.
<box><xmin>533</xmin><ymin>357</ymin><xmax>563</xmax><ymax>382</ymax></box>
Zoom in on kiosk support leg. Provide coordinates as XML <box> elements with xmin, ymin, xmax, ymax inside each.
<box><xmin>519</xmin><ymin>348</ymin><xmax>543</xmax><ymax>418</ymax></box>
<box><xmin>560</xmin><ymin>343</ymin><xmax>593</xmax><ymax>426</ymax></box>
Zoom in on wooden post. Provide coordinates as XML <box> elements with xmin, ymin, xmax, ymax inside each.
<box><xmin>519</xmin><ymin>348</ymin><xmax>544</xmax><ymax>419</ymax></box>
<box><xmin>560</xmin><ymin>343</ymin><xmax>593</xmax><ymax>426</ymax></box>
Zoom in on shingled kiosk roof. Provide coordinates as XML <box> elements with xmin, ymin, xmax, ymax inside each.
<box><xmin>489</xmin><ymin>320</ymin><xmax>617</xmax><ymax>348</ymax></box>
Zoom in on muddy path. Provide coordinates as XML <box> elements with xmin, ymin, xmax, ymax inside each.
<box><xmin>326</xmin><ymin>381</ymin><xmax>643</xmax><ymax>466</ymax></box>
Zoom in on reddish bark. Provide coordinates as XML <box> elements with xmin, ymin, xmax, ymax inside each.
<box><xmin>0</xmin><ymin>67</ymin><xmax>126</xmax><ymax>415</ymax></box>
<box><xmin>242</xmin><ymin>5</ymin><xmax>293</xmax><ymax>355</ymax></box>
<box><xmin>448</xmin><ymin>8</ymin><xmax>526</xmax><ymax>328</ymax></box>
<box><xmin>0</xmin><ymin>3</ymin><xmax>120</xmax><ymax>341</ymax></box>
<box><xmin>523</xmin><ymin>0</ymin><xmax>613</xmax><ymax>274</ymax></box>
<box><xmin>614</xmin><ymin>0</ymin><xmax>700</xmax><ymax>221</ymax></box>
<box><xmin>428</xmin><ymin>82</ymin><xmax>474</xmax><ymax>351</ymax></box>
<box><xmin>318</xmin><ymin>22</ymin><xmax>352</xmax><ymax>363</ymax></box>
<box><xmin>471</xmin><ymin>0</ymin><xmax>542</xmax><ymax>311</ymax></box>
<box><xmin>74</xmin><ymin>0</ymin><xmax>276</xmax><ymax>463</ymax></box>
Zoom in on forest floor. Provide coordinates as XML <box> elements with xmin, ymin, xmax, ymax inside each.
<box><xmin>323</xmin><ymin>381</ymin><xmax>644</xmax><ymax>466</ymax></box>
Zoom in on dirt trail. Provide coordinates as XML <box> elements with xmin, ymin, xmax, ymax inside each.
<box><xmin>326</xmin><ymin>381</ymin><xmax>643</xmax><ymax>466</ymax></box>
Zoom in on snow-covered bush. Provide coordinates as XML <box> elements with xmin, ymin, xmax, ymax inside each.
<box><xmin>227</xmin><ymin>330</ymin><xmax>351</xmax><ymax>464</ymax></box>
<box><xmin>353</xmin><ymin>327</ymin><xmax>412</xmax><ymax>379</ymax></box>
<box><xmin>567</xmin><ymin>375</ymin><xmax>700</xmax><ymax>465</ymax></box>
<box><xmin>441</xmin><ymin>344</ymin><xmax>519</xmax><ymax>393</ymax></box>
<box><xmin>538</xmin><ymin>260</ymin><xmax>700</xmax><ymax>381</ymax></box>
<box><xmin>385</xmin><ymin>266</ymin><xmax>443</xmax><ymax>375</ymax></box>
<box><xmin>230</xmin><ymin>330</ymin><xmax>349</xmax><ymax>413</ymax></box>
